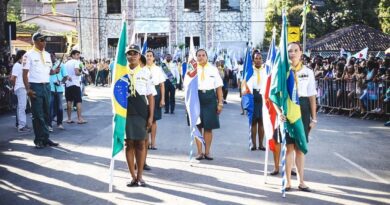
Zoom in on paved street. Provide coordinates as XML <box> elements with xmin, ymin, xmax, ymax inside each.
<box><xmin>0</xmin><ymin>86</ymin><xmax>389</xmax><ymax>205</ymax></box>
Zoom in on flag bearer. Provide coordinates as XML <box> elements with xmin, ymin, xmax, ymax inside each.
<box><xmin>194</xmin><ymin>49</ymin><xmax>224</xmax><ymax>160</ymax></box>
<box><xmin>124</xmin><ymin>44</ymin><xmax>156</xmax><ymax>187</ymax></box>
<box><xmin>250</xmin><ymin>51</ymin><xmax>267</xmax><ymax>151</ymax></box>
<box><xmin>274</xmin><ymin>42</ymin><xmax>317</xmax><ymax>192</ymax></box>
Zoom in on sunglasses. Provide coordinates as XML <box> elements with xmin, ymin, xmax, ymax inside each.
<box><xmin>38</xmin><ymin>38</ymin><xmax>46</xmax><ymax>42</ymax></box>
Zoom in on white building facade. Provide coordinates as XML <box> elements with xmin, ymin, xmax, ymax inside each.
<box><xmin>78</xmin><ymin>0</ymin><xmax>267</xmax><ymax>59</ymax></box>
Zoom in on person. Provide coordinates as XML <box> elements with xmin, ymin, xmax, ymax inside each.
<box><xmin>221</xmin><ymin>59</ymin><xmax>229</xmax><ymax>104</ymax></box>
<box><xmin>145</xmin><ymin>50</ymin><xmax>165</xmax><ymax>150</ymax></box>
<box><xmin>10</xmin><ymin>50</ymin><xmax>31</xmax><ymax>132</ymax></box>
<box><xmin>49</xmin><ymin>52</ymin><xmax>68</xmax><ymax>130</ymax></box>
<box><xmin>250</xmin><ymin>51</ymin><xmax>266</xmax><ymax>151</ymax></box>
<box><xmin>22</xmin><ymin>32</ymin><xmax>60</xmax><ymax>148</ymax></box>
<box><xmin>274</xmin><ymin>42</ymin><xmax>317</xmax><ymax>192</ymax></box>
<box><xmin>237</xmin><ymin>61</ymin><xmax>245</xmax><ymax>115</ymax></box>
<box><xmin>124</xmin><ymin>44</ymin><xmax>156</xmax><ymax>187</ymax></box>
<box><xmin>194</xmin><ymin>49</ymin><xmax>224</xmax><ymax>160</ymax></box>
<box><xmin>161</xmin><ymin>54</ymin><xmax>179</xmax><ymax>114</ymax></box>
<box><xmin>143</xmin><ymin>50</ymin><xmax>166</xmax><ymax>171</ymax></box>
<box><xmin>64</xmin><ymin>50</ymin><xmax>87</xmax><ymax>124</ymax></box>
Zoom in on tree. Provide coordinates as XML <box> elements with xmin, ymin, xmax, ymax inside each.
<box><xmin>0</xmin><ymin>0</ymin><xmax>10</xmax><ymax>61</ymax></box>
<box><xmin>263</xmin><ymin>0</ymin><xmax>383</xmax><ymax>47</ymax></box>
<box><xmin>8</xmin><ymin>0</ymin><xmax>40</xmax><ymax>33</ymax></box>
<box><xmin>378</xmin><ymin>0</ymin><xmax>390</xmax><ymax>34</ymax></box>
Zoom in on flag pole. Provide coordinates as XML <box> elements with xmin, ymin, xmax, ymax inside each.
<box><xmin>263</xmin><ymin>133</ymin><xmax>270</xmax><ymax>183</ymax></box>
<box><xmin>263</xmin><ymin>27</ymin><xmax>276</xmax><ymax>184</ymax></box>
<box><xmin>108</xmin><ymin>10</ymin><xmax>127</xmax><ymax>193</ymax></box>
<box><xmin>280</xmin><ymin>122</ymin><xmax>287</xmax><ymax>197</ymax></box>
<box><xmin>108</xmin><ymin>157</ymin><xmax>115</xmax><ymax>192</ymax></box>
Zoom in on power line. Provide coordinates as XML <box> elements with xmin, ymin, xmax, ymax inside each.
<box><xmin>4</xmin><ymin>11</ymin><xmax>279</xmax><ymax>23</ymax></box>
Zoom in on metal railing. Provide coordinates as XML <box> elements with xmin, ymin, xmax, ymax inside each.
<box><xmin>317</xmin><ymin>78</ymin><xmax>389</xmax><ymax>119</ymax></box>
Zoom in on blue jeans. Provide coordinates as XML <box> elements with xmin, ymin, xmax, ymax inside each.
<box><xmin>50</xmin><ymin>91</ymin><xmax>63</xmax><ymax>126</ymax></box>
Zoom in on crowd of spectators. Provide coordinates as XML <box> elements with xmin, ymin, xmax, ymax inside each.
<box><xmin>305</xmin><ymin>53</ymin><xmax>389</xmax><ymax>124</ymax></box>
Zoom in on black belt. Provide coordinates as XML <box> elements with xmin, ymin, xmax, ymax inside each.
<box><xmin>198</xmin><ymin>89</ymin><xmax>214</xmax><ymax>94</ymax></box>
<box><xmin>30</xmin><ymin>82</ymin><xmax>49</xmax><ymax>85</ymax></box>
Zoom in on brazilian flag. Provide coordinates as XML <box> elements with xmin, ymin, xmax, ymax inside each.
<box><xmin>269</xmin><ymin>12</ymin><xmax>308</xmax><ymax>154</ymax></box>
<box><xmin>111</xmin><ymin>18</ymin><xmax>128</xmax><ymax>157</ymax></box>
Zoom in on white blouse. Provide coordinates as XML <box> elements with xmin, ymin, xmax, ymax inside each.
<box><xmin>147</xmin><ymin>64</ymin><xmax>166</xmax><ymax>86</ymax></box>
<box><xmin>197</xmin><ymin>63</ymin><xmax>223</xmax><ymax>90</ymax></box>
<box><xmin>128</xmin><ymin>66</ymin><xmax>157</xmax><ymax>96</ymax></box>
<box><xmin>295</xmin><ymin>65</ymin><xmax>317</xmax><ymax>97</ymax></box>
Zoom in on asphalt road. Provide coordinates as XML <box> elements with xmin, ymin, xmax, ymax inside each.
<box><xmin>0</xmin><ymin>86</ymin><xmax>389</xmax><ymax>205</ymax></box>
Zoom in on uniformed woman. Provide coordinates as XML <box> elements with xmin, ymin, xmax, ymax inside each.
<box><xmin>275</xmin><ymin>42</ymin><xmax>317</xmax><ymax>192</ymax></box>
<box><xmin>145</xmin><ymin>50</ymin><xmax>165</xmax><ymax>150</ymax></box>
<box><xmin>251</xmin><ymin>51</ymin><xmax>266</xmax><ymax>151</ymax></box>
<box><xmin>195</xmin><ymin>49</ymin><xmax>224</xmax><ymax>160</ymax></box>
<box><xmin>124</xmin><ymin>44</ymin><xmax>156</xmax><ymax>187</ymax></box>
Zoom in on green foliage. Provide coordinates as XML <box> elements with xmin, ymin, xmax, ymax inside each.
<box><xmin>378</xmin><ymin>0</ymin><xmax>390</xmax><ymax>34</ymax></box>
<box><xmin>263</xmin><ymin>0</ymin><xmax>384</xmax><ymax>47</ymax></box>
<box><xmin>7</xmin><ymin>0</ymin><xmax>40</xmax><ymax>33</ymax></box>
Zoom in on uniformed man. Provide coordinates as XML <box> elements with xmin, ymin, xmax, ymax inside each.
<box><xmin>194</xmin><ymin>49</ymin><xmax>224</xmax><ymax>160</ymax></box>
<box><xmin>124</xmin><ymin>44</ymin><xmax>156</xmax><ymax>187</ymax></box>
<box><xmin>250</xmin><ymin>51</ymin><xmax>266</xmax><ymax>151</ymax></box>
<box><xmin>22</xmin><ymin>32</ymin><xmax>60</xmax><ymax>149</ymax></box>
<box><xmin>161</xmin><ymin>54</ymin><xmax>179</xmax><ymax>114</ymax></box>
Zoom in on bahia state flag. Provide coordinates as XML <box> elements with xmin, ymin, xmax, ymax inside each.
<box><xmin>183</xmin><ymin>36</ymin><xmax>205</xmax><ymax>145</ymax></box>
<box><xmin>111</xmin><ymin>18</ymin><xmax>129</xmax><ymax>157</ymax></box>
<box><xmin>269</xmin><ymin>13</ymin><xmax>308</xmax><ymax>154</ymax></box>
<box><xmin>262</xmin><ymin>29</ymin><xmax>278</xmax><ymax>145</ymax></box>
<box><xmin>241</xmin><ymin>48</ymin><xmax>254</xmax><ymax>123</ymax></box>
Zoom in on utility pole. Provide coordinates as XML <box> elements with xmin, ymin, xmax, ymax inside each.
<box><xmin>302</xmin><ymin>0</ymin><xmax>308</xmax><ymax>54</ymax></box>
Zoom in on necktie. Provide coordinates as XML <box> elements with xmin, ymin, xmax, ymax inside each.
<box><xmin>201</xmin><ymin>66</ymin><xmax>205</xmax><ymax>81</ymax></box>
<box><xmin>256</xmin><ymin>68</ymin><xmax>260</xmax><ymax>85</ymax></box>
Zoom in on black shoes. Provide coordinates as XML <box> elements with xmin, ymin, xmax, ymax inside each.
<box><xmin>45</xmin><ymin>139</ymin><xmax>59</xmax><ymax>147</ymax></box>
<box><xmin>35</xmin><ymin>139</ymin><xmax>59</xmax><ymax>149</ymax></box>
<box><xmin>204</xmin><ymin>154</ymin><xmax>213</xmax><ymax>160</ymax></box>
<box><xmin>270</xmin><ymin>170</ymin><xmax>279</xmax><ymax>175</ymax></box>
<box><xmin>144</xmin><ymin>164</ymin><xmax>151</xmax><ymax>171</ymax></box>
<box><xmin>298</xmin><ymin>186</ymin><xmax>312</xmax><ymax>192</ymax></box>
<box><xmin>291</xmin><ymin>170</ymin><xmax>297</xmax><ymax>176</ymax></box>
<box><xmin>127</xmin><ymin>179</ymin><xmax>138</xmax><ymax>187</ymax></box>
<box><xmin>35</xmin><ymin>142</ymin><xmax>45</xmax><ymax>149</ymax></box>
<box><xmin>195</xmin><ymin>154</ymin><xmax>204</xmax><ymax>160</ymax></box>
<box><xmin>127</xmin><ymin>179</ymin><xmax>146</xmax><ymax>187</ymax></box>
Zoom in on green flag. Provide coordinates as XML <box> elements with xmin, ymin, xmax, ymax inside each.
<box><xmin>270</xmin><ymin>11</ymin><xmax>308</xmax><ymax>154</ymax></box>
<box><xmin>111</xmin><ymin>18</ymin><xmax>128</xmax><ymax>157</ymax></box>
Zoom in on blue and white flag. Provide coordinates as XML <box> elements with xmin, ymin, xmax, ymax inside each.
<box><xmin>141</xmin><ymin>33</ymin><xmax>148</xmax><ymax>55</ymax></box>
<box><xmin>184</xmin><ymin>36</ymin><xmax>205</xmax><ymax>145</ymax></box>
<box><xmin>241</xmin><ymin>48</ymin><xmax>254</xmax><ymax>123</ymax></box>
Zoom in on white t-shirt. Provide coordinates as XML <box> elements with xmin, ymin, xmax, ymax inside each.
<box><xmin>129</xmin><ymin>66</ymin><xmax>157</xmax><ymax>96</ymax></box>
<box><xmin>65</xmin><ymin>59</ymin><xmax>81</xmax><ymax>87</ymax></box>
<box><xmin>23</xmin><ymin>48</ymin><xmax>52</xmax><ymax>83</ymax></box>
<box><xmin>197</xmin><ymin>63</ymin><xmax>223</xmax><ymax>90</ymax></box>
<box><xmin>295</xmin><ymin>66</ymin><xmax>317</xmax><ymax>97</ymax></box>
<box><xmin>11</xmin><ymin>62</ymin><xmax>25</xmax><ymax>90</ymax></box>
<box><xmin>147</xmin><ymin>64</ymin><xmax>166</xmax><ymax>86</ymax></box>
